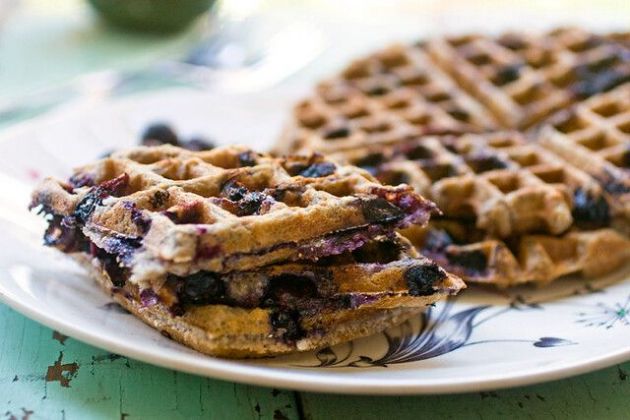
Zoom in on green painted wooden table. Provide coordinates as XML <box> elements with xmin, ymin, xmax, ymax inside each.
<box><xmin>2</xmin><ymin>1</ymin><xmax>629</xmax><ymax>418</ymax></box>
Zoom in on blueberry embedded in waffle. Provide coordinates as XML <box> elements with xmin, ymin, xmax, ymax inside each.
<box><xmin>407</xmin><ymin>220</ymin><xmax>630</xmax><ymax>288</ymax></box>
<box><xmin>30</xmin><ymin>144</ymin><xmax>463</xmax><ymax>357</ymax></box>
<box><xmin>31</xmin><ymin>144</ymin><xmax>439</xmax><ymax>285</ymax></box>
<box><xmin>330</xmin><ymin>130</ymin><xmax>630</xmax><ymax>286</ymax></box>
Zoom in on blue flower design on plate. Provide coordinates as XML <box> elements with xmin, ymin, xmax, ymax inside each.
<box><xmin>299</xmin><ymin>296</ymin><xmax>576</xmax><ymax>368</ymax></box>
<box><xmin>575</xmin><ymin>295</ymin><xmax>630</xmax><ymax>329</ymax></box>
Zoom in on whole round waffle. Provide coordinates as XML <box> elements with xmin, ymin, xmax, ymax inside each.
<box><xmin>278</xmin><ymin>27</ymin><xmax>630</xmax><ymax>287</ymax></box>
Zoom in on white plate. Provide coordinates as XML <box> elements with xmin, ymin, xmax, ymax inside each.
<box><xmin>0</xmin><ymin>89</ymin><xmax>629</xmax><ymax>395</ymax></box>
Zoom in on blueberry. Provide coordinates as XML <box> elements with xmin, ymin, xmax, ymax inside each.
<box><xmin>494</xmin><ymin>64</ymin><xmax>522</xmax><ymax>86</ymax></box>
<box><xmin>74</xmin><ymin>189</ymin><xmax>102</xmax><ymax>223</ymax></box>
<box><xmin>270</xmin><ymin>310</ymin><xmax>303</xmax><ymax>341</ymax></box>
<box><xmin>404</xmin><ymin>263</ymin><xmax>445</xmax><ymax>296</ymax></box>
<box><xmin>237</xmin><ymin>192</ymin><xmax>266</xmax><ymax>216</ymax></box>
<box><xmin>221</xmin><ymin>180</ymin><xmax>248</xmax><ymax>201</ymax></box>
<box><xmin>183</xmin><ymin>136</ymin><xmax>215</xmax><ymax>151</ymax></box>
<box><xmin>68</xmin><ymin>173</ymin><xmax>95</xmax><ymax>189</ymax></box>
<box><xmin>572</xmin><ymin>69</ymin><xmax>630</xmax><ymax>98</ymax></box>
<box><xmin>447</xmin><ymin>250</ymin><xmax>488</xmax><ymax>275</ymax></box>
<box><xmin>571</xmin><ymin>50</ymin><xmax>630</xmax><ymax>99</ymax></box>
<box><xmin>140</xmin><ymin>122</ymin><xmax>179</xmax><ymax>146</ymax></box>
<box><xmin>101</xmin><ymin>235</ymin><xmax>142</xmax><ymax>267</ymax></box>
<box><xmin>140</xmin><ymin>289</ymin><xmax>159</xmax><ymax>307</ymax></box>
<box><xmin>74</xmin><ymin>174</ymin><xmax>129</xmax><ymax>223</ymax></box>
<box><xmin>238</xmin><ymin>151</ymin><xmax>258</xmax><ymax>167</ymax></box>
<box><xmin>129</xmin><ymin>204</ymin><xmax>151</xmax><ymax>233</ymax></box>
<box><xmin>220</xmin><ymin>180</ymin><xmax>267</xmax><ymax>216</ymax></box>
<box><xmin>177</xmin><ymin>271</ymin><xmax>225</xmax><ymax>305</ymax></box>
<box><xmin>298</xmin><ymin>162</ymin><xmax>336</xmax><ymax>178</ymax></box>
<box><xmin>603</xmin><ymin>180</ymin><xmax>630</xmax><ymax>194</ymax></box>
<box><xmin>361</xmin><ymin>197</ymin><xmax>404</xmax><ymax>224</ymax></box>
<box><xmin>43</xmin><ymin>215</ymin><xmax>79</xmax><ymax>251</ymax></box>
<box><xmin>97</xmin><ymin>249</ymin><xmax>127</xmax><ymax>287</ymax></box>
<box><xmin>263</xmin><ymin>275</ymin><xmax>318</xmax><ymax>308</ymax></box>
<box><xmin>572</xmin><ymin>188</ymin><xmax>610</xmax><ymax>227</ymax></box>
<box><xmin>423</xmin><ymin>229</ymin><xmax>454</xmax><ymax>252</ymax></box>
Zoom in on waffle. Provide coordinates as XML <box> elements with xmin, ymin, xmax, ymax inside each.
<box><xmin>31</xmin><ymin>144</ymin><xmax>438</xmax><ymax>285</ymax></box>
<box><xmin>424</xmin><ymin>27</ymin><xmax>630</xmax><ymax>129</ymax></box>
<box><xmin>31</xmin><ymin>144</ymin><xmax>464</xmax><ymax>357</ymax></box>
<box><xmin>330</xmin><ymin>130</ymin><xmax>629</xmax><ymax>286</ymax></box>
<box><xmin>276</xmin><ymin>44</ymin><xmax>499</xmax><ymax>154</ymax></box>
<box><xmin>65</xmin><ymin>232</ymin><xmax>463</xmax><ymax>357</ymax></box>
<box><xmin>277</xmin><ymin>28</ymin><xmax>629</xmax><ymax>155</ymax></box>
<box><xmin>332</xmin><ymin>131</ymin><xmax>608</xmax><ymax>237</ymax></box>
<box><xmin>537</xmin><ymin>83</ymin><xmax>630</xmax><ymax>220</ymax></box>
<box><xmin>75</xmin><ymin>251</ymin><xmax>426</xmax><ymax>358</ymax></box>
<box><xmin>405</xmin><ymin>220</ymin><xmax>630</xmax><ymax>288</ymax></box>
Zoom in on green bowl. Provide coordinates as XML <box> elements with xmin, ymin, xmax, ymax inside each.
<box><xmin>88</xmin><ymin>0</ymin><xmax>216</xmax><ymax>33</ymax></box>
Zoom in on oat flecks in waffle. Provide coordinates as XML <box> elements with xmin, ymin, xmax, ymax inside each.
<box><xmin>279</xmin><ymin>28</ymin><xmax>629</xmax><ymax>155</ymax></box>
<box><xmin>31</xmin><ymin>144</ymin><xmax>439</xmax><ymax>284</ymax></box>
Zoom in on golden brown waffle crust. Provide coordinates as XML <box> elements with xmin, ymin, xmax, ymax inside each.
<box><xmin>278</xmin><ymin>27</ymin><xmax>630</xmax><ymax>156</ymax></box>
<box><xmin>31</xmin><ymin>145</ymin><xmax>439</xmax><ymax>286</ymax></box>
<box><xmin>72</xmin><ymin>253</ymin><xmax>432</xmax><ymax>358</ymax></box>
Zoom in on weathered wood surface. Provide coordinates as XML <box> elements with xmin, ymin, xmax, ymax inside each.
<box><xmin>2</xmin><ymin>303</ymin><xmax>629</xmax><ymax>419</ymax></box>
<box><xmin>0</xmin><ymin>305</ymin><xmax>299</xmax><ymax>420</ymax></box>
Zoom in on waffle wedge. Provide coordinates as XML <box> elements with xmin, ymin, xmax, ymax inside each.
<box><xmin>31</xmin><ymin>144</ymin><xmax>463</xmax><ymax>358</ymax></box>
<box><xmin>68</xmin><ymin>234</ymin><xmax>463</xmax><ymax>358</ymax></box>
<box><xmin>75</xmin><ymin>251</ymin><xmax>426</xmax><ymax>358</ymax></box>
<box><xmin>31</xmin><ymin>145</ymin><xmax>438</xmax><ymax>285</ymax></box>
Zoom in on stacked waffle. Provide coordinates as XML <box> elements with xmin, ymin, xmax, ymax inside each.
<box><xmin>279</xmin><ymin>27</ymin><xmax>630</xmax><ymax>288</ymax></box>
<box><xmin>30</xmin><ymin>145</ymin><xmax>463</xmax><ymax>357</ymax></box>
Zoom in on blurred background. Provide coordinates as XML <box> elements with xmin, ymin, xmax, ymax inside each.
<box><xmin>0</xmin><ymin>0</ymin><xmax>628</xmax><ymax>129</ymax></box>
